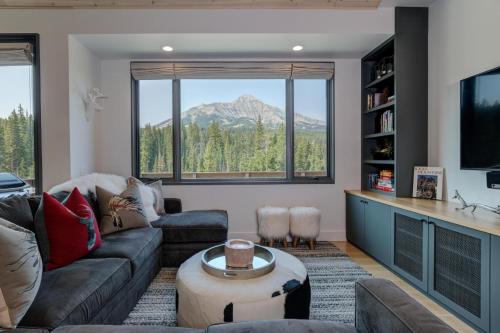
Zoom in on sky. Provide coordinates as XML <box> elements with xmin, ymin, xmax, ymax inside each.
<box><xmin>0</xmin><ymin>66</ymin><xmax>33</xmax><ymax>118</ymax></box>
<box><xmin>139</xmin><ymin>79</ymin><xmax>327</xmax><ymax>127</ymax></box>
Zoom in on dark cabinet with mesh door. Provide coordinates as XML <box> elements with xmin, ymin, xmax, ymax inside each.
<box><xmin>390</xmin><ymin>208</ymin><xmax>429</xmax><ymax>292</ymax></box>
<box><xmin>428</xmin><ymin>218</ymin><xmax>490</xmax><ymax>332</ymax></box>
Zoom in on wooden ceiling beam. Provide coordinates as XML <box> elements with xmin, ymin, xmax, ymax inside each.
<box><xmin>0</xmin><ymin>0</ymin><xmax>381</xmax><ymax>9</ymax></box>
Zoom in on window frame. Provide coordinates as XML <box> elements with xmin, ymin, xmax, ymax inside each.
<box><xmin>0</xmin><ymin>33</ymin><xmax>42</xmax><ymax>193</ymax></box>
<box><xmin>131</xmin><ymin>64</ymin><xmax>334</xmax><ymax>185</ymax></box>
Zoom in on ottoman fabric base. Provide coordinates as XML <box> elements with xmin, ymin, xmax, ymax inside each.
<box><xmin>176</xmin><ymin>248</ymin><xmax>310</xmax><ymax>329</ymax></box>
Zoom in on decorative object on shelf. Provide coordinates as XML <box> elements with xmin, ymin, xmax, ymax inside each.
<box><xmin>412</xmin><ymin>167</ymin><xmax>444</xmax><ymax>200</ymax></box>
<box><xmin>386</xmin><ymin>55</ymin><xmax>394</xmax><ymax>73</ymax></box>
<box><xmin>453</xmin><ymin>190</ymin><xmax>500</xmax><ymax>216</ymax></box>
<box><xmin>371</xmin><ymin>139</ymin><xmax>394</xmax><ymax>160</ymax></box>
<box><xmin>289</xmin><ymin>207</ymin><xmax>321</xmax><ymax>250</ymax></box>
<box><xmin>373</xmin><ymin>93</ymin><xmax>383</xmax><ymax>107</ymax></box>
<box><xmin>375</xmin><ymin>56</ymin><xmax>394</xmax><ymax>79</ymax></box>
<box><xmin>82</xmin><ymin>88</ymin><xmax>107</xmax><ymax>120</ymax></box>
<box><xmin>224</xmin><ymin>239</ymin><xmax>255</xmax><ymax>268</ymax></box>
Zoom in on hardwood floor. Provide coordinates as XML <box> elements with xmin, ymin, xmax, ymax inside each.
<box><xmin>333</xmin><ymin>241</ymin><xmax>477</xmax><ymax>333</ymax></box>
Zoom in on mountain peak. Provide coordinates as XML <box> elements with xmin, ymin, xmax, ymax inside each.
<box><xmin>235</xmin><ymin>95</ymin><xmax>260</xmax><ymax>103</ymax></box>
<box><xmin>155</xmin><ymin>94</ymin><xmax>326</xmax><ymax>131</ymax></box>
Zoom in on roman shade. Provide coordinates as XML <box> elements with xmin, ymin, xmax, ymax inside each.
<box><xmin>0</xmin><ymin>43</ymin><xmax>33</xmax><ymax>66</ymax></box>
<box><xmin>131</xmin><ymin>62</ymin><xmax>334</xmax><ymax>80</ymax></box>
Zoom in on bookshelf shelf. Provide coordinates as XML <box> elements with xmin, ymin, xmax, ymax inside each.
<box><xmin>364</xmin><ymin>100</ymin><xmax>395</xmax><ymax>114</ymax></box>
<box><xmin>364</xmin><ymin>160</ymin><xmax>395</xmax><ymax>165</ymax></box>
<box><xmin>364</xmin><ymin>131</ymin><xmax>395</xmax><ymax>139</ymax></box>
<box><xmin>364</xmin><ymin>72</ymin><xmax>394</xmax><ymax>89</ymax></box>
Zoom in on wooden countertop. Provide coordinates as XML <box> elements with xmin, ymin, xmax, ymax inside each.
<box><xmin>345</xmin><ymin>190</ymin><xmax>500</xmax><ymax>237</ymax></box>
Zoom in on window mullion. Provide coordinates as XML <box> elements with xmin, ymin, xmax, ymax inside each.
<box><xmin>173</xmin><ymin>79</ymin><xmax>182</xmax><ymax>182</ymax></box>
<box><xmin>286</xmin><ymin>79</ymin><xmax>294</xmax><ymax>181</ymax></box>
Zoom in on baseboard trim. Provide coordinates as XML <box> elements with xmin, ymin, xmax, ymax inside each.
<box><xmin>228</xmin><ymin>230</ymin><xmax>346</xmax><ymax>242</ymax></box>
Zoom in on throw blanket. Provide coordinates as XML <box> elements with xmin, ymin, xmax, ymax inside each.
<box><xmin>48</xmin><ymin>173</ymin><xmax>127</xmax><ymax>195</ymax></box>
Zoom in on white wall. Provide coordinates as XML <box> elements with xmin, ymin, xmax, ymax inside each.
<box><xmin>0</xmin><ymin>8</ymin><xmax>393</xmax><ymax>189</ymax></box>
<box><xmin>68</xmin><ymin>36</ymin><xmax>101</xmax><ymax>178</ymax></box>
<box><xmin>98</xmin><ymin>58</ymin><xmax>361</xmax><ymax>240</ymax></box>
<box><xmin>428</xmin><ymin>0</ymin><xmax>500</xmax><ymax>205</ymax></box>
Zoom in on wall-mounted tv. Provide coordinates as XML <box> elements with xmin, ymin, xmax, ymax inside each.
<box><xmin>460</xmin><ymin>66</ymin><xmax>500</xmax><ymax>171</ymax></box>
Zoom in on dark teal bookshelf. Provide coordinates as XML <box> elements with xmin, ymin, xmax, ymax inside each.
<box><xmin>361</xmin><ymin>7</ymin><xmax>428</xmax><ymax>197</ymax></box>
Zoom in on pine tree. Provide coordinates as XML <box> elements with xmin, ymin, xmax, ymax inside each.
<box><xmin>202</xmin><ymin>122</ymin><xmax>224</xmax><ymax>172</ymax></box>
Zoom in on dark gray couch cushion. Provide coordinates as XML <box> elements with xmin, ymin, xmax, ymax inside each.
<box><xmin>52</xmin><ymin>326</ymin><xmax>202</xmax><ymax>333</ymax></box>
<box><xmin>21</xmin><ymin>258</ymin><xmax>131</xmax><ymax>329</ymax></box>
<box><xmin>85</xmin><ymin>227</ymin><xmax>162</xmax><ymax>274</ymax></box>
<box><xmin>208</xmin><ymin>320</ymin><xmax>355</xmax><ymax>333</ymax></box>
<box><xmin>152</xmin><ymin>210</ymin><xmax>228</xmax><ymax>243</ymax></box>
<box><xmin>355</xmin><ymin>278</ymin><xmax>456</xmax><ymax>333</ymax></box>
<box><xmin>0</xmin><ymin>195</ymin><xmax>34</xmax><ymax>230</ymax></box>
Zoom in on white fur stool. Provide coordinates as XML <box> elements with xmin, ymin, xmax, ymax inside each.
<box><xmin>257</xmin><ymin>207</ymin><xmax>290</xmax><ymax>247</ymax></box>
<box><xmin>289</xmin><ymin>207</ymin><xmax>321</xmax><ymax>249</ymax></box>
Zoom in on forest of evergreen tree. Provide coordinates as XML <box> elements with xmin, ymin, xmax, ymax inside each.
<box><xmin>0</xmin><ymin>105</ymin><xmax>35</xmax><ymax>180</ymax></box>
<box><xmin>140</xmin><ymin>117</ymin><xmax>326</xmax><ymax>176</ymax></box>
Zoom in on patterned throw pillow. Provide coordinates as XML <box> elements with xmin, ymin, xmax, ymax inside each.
<box><xmin>96</xmin><ymin>183</ymin><xmax>150</xmax><ymax>235</ymax></box>
<box><xmin>0</xmin><ymin>218</ymin><xmax>42</xmax><ymax>328</ymax></box>
<box><xmin>126</xmin><ymin>177</ymin><xmax>160</xmax><ymax>222</ymax></box>
<box><xmin>34</xmin><ymin>188</ymin><xmax>102</xmax><ymax>270</ymax></box>
<box><xmin>128</xmin><ymin>177</ymin><xmax>165</xmax><ymax>216</ymax></box>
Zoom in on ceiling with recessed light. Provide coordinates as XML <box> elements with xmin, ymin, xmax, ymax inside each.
<box><xmin>75</xmin><ymin>33</ymin><xmax>392</xmax><ymax>60</ymax></box>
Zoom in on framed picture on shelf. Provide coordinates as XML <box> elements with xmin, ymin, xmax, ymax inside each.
<box><xmin>412</xmin><ymin>167</ymin><xmax>444</xmax><ymax>200</ymax></box>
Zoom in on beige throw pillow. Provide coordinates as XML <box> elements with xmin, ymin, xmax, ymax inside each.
<box><xmin>128</xmin><ymin>177</ymin><xmax>165</xmax><ymax>216</ymax></box>
<box><xmin>96</xmin><ymin>183</ymin><xmax>150</xmax><ymax>235</ymax></box>
<box><xmin>0</xmin><ymin>218</ymin><xmax>42</xmax><ymax>328</ymax></box>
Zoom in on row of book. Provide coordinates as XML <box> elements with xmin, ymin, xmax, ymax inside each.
<box><xmin>368</xmin><ymin>169</ymin><xmax>395</xmax><ymax>192</ymax></box>
<box><xmin>379</xmin><ymin>110</ymin><xmax>394</xmax><ymax>133</ymax></box>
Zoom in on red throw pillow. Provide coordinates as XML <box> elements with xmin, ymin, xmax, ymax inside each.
<box><xmin>40</xmin><ymin>188</ymin><xmax>101</xmax><ymax>270</ymax></box>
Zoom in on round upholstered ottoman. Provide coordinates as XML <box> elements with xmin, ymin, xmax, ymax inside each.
<box><xmin>257</xmin><ymin>206</ymin><xmax>290</xmax><ymax>247</ymax></box>
<box><xmin>176</xmin><ymin>248</ymin><xmax>310</xmax><ymax>328</ymax></box>
<box><xmin>289</xmin><ymin>207</ymin><xmax>321</xmax><ymax>249</ymax></box>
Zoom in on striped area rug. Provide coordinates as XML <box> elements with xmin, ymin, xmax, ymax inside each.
<box><xmin>124</xmin><ymin>242</ymin><xmax>371</xmax><ymax>326</ymax></box>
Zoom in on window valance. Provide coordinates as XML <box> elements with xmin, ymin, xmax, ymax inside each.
<box><xmin>131</xmin><ymin>62</ymin><xmax>334</xmax><ymax>80</ymax></box>
<box><xmin>0</xmin><ymin>43</ymin><xmax>33</xmax><ymax>66</ymax></box>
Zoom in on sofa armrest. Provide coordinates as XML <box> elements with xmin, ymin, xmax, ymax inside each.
<box><xmin>164</xmin><ymin>198</ymin><xmax>182</xmax><ymax>214</ymax></box>
<box><xmin>355</xmin><ymin>279</ymin><xmax>456</xmax><ymax>333</ymax></box>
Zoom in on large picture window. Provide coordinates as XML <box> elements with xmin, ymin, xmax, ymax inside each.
<box><xmin>132</xmin><ymin>62</ymin><xmax>334</xmax><ymax>184</ymax></box>
<box><xmin>0</xmin><ymin>35</ymin><xmax>41</xmax><ymax>193</ymax></box>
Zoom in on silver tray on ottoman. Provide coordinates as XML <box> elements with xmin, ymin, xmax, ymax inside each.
<box><xmin>201</xmin><ymin>244</ymin><xmax>275</xmax><ymax>280</ymax></box>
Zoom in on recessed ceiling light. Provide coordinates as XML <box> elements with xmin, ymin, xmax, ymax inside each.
<box><xmin>162</xmin><ymin>45</ymin><xmax>174</xmax><ymax>52</ymax></box>
<box><xmin>292</xmin><ymin>45</ymin><xmax>304</xmax><ymax>52</ymax></box>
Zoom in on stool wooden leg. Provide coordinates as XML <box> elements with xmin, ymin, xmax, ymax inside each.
<box><xmin>283</xmin><ymin>239</ymin><xmax>288</xmax><ymax>248</ymax></box>
<box><xmin>268</xmin><ymin>239</ymin><xmax>274</xmax><ymax>247</ymax></box>
<box><xmin>307</xmin><ymin>239</ymin><xmax>315</xmax><ymax>250</ymax></box>
<box><xmin>292</xmin><ymin>236</ymin><xmax>299</xmax><ymax>248</ymax></box>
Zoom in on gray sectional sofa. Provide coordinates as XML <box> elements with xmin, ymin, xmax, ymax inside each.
<box><xmin>0</xmin><ymin>193</ymin><xmax>227</xmax><ymax>330</ymax></box>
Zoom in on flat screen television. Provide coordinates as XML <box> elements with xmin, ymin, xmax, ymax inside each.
<box><xmin>460</xmin><ymin>66</ymin><xmax>500</xmax><ymax>171</ymax></box>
